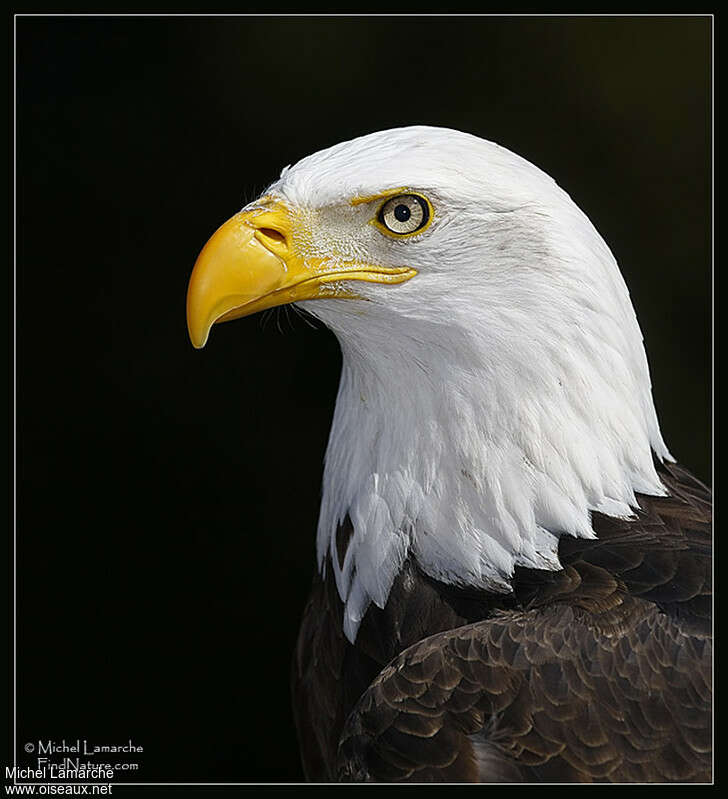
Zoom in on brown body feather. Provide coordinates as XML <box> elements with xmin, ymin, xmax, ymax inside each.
<box><xmin>291</xmin><ymin>460</ymin><xmax>712</xmax><ymax>782</ymax></box>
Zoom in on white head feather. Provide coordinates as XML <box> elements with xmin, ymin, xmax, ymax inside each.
<box><xmin>264</xmin><ymin>126</ymin><xmax>671</xmax><ymax>642</ymax></box>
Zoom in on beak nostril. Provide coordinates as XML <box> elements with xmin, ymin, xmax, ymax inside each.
<box><xmin>258</xmin><ymin>227</ymin><xmax>286</xmax><ymax>245</ymax></box>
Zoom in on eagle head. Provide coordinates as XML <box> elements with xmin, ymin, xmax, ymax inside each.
<box><xmin>187</xmin><ymin>126</ymin><xmax>671</xmax><ymax>641</ymax></box>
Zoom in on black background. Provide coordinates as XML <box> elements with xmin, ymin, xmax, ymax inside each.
<box><xmin>15</xmin><ymin>16</ymin><xmax>711</xmax><ymax>784</ymax></box>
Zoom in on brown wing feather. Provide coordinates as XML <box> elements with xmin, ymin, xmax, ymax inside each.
<box><xmin>290</xmin><ymin>564</ymin><xmax>353</xmax><ymax>781</ymax></box>
<box><xmin>336</xmin><ymin>601</ymin><xmax>711</xmax><ymax>782</ymax></box>
<box><xmin>290</xmin><ymin>553</ymin><xmax>477</xmax><ymax>779</ymax></box>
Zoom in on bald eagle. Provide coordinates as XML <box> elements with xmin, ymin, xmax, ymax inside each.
<box><xmin>186</xmin><ymin>127</ymin><xmax>711</xmax><ymax>783</ymax></box>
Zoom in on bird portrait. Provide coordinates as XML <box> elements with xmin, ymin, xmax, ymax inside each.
<box><xmin>185</xmin><ymin>126</ymin><xmax>711</xmax><ymax>783</ymax></box>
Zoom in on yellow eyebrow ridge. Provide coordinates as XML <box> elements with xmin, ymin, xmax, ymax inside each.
<box><xmin>349</xmin><ymin>187</ymin><xmax>410</xmax><ymax>206</ymax></box>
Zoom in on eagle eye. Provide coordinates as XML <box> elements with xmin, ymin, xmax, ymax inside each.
<box><xmin>376</xmin><ymin>194</ymin><xmax>432</xmax><ymax>237</ymax></box>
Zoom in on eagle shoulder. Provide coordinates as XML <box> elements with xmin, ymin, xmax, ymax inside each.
<box><xmin>293</xmin><ymin>459</ymin><xmax>712</xmax><ymax>782</ymax></box>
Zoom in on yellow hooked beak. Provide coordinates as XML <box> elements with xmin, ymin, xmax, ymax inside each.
<box><xmin>186</xmin><ymin>200</ymin><xmax>417</xmax><ymax>348</ymax></box>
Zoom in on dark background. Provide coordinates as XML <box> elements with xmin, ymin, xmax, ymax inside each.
<box><xmin>15</xmin><ymin>16</ymin><xmax>711</xmax><ymax>784</ymax></box>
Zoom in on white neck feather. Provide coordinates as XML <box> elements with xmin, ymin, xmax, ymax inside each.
<box><xmin>309</xmin><ymin>201</ymin><xmax>670</xmax><ymax>643</ymax></box>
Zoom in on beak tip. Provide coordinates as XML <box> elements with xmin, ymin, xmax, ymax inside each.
<box><xmin>187</xmin><ymin>315</ymin><xmax>210</xmax><ymax>349</ymax></box>
<box><xmin>187</xmin><ymin>291</ymin><xmax>211</xmax><ymax>348</ymax></box>
<box><xmin>188</xmin><ymin>329</ymin><xmax>209</xmax><ymax>350</ymax></box>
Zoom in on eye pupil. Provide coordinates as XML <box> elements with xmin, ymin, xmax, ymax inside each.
<box><xmin>394</xmin><ymin>204</ymin><xmax>411</xmax><ymax>222</ymax></box>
